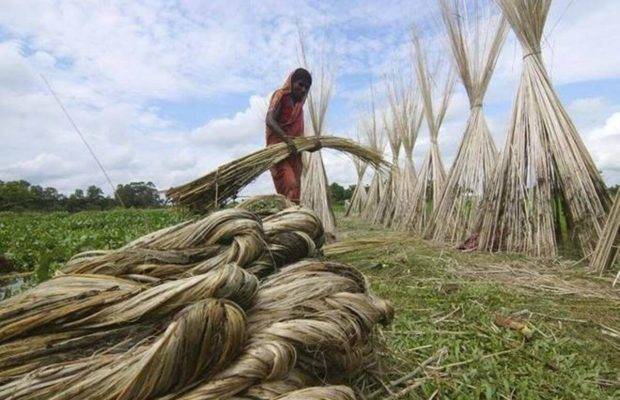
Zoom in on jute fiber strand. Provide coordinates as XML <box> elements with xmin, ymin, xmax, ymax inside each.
<box><xmin>406</xmin><ymin>28</ymin><xmax>455</xmax><ymax>233</ymax></box>
<box><xmin>345</xmin><ymin>128</ymin><xmax>369</xmax><ymax>217</ymax></box>
<box><xmin>248</xmin><ymin>208</ymin><xmax>326</xmax><ymax>277</ymax></box>
<box><xmin>425</xmin><ymin>0</ymin><xmax>507</xmax><ymax>244</ymax></box>
<box><xmin>0</xmin><ymin>203</ymin><xmax>393</xmax><ymax>399</ymax></box>
<box><xmin>477</xmin><ymin>0</ymin><xmax>609</xmax><ymax>257</ymax></box>
<box><xmin>298</xmin><ymin>36</ymin><xmax>337</xmax><ymax>233</ymax></box>
<box><xmin>270</xmin><ymin>386</ymin><xmax>355</xmax><ymax>400</ymax></box>
<box><xmin>168</xmin><ymin>260</ymin><xmax>392</xmax><ymax>400</ymax></box>
<box><xmin>61</xmin><ymin>209</ymin><xmax>265</xmax><ymax>279</ymax></box>
<box><xmin>0</xmin><ymin>264</ymin><xmax>258</xmax><ymax>399</ymax></box>
<box><xmin>0</xmin><ymin>207</ymin><xmax>323</xmax><ymax>382</ymax></box>
<box><xmin>388</xmin><ymin>76</ymin><xmax>424</xmax><ymax>231</ymax></box>
<box><xmin>589</xmin><ymin>190</ymin><xmax>619</xmax><ymax>275</ymax></box>
<box><xmin>234</xmin><ymin>369</ymin><xmax>315</xmax><ymax>399</ymax></box>
<box><xmin>369</xmin><ymin>107</ymin><xmax>402</xmax><ymax>226</ymax></box>
<box><xmin>166</xmin><ymin>136</ymin><xmax>389</xmax><ymax>212</ymax></box>
<box><xmin>231</xmin><ymin>385</ymin><xmax>355</xmax><ymax>400</ymax></box>
<box><xmin>361</xmin><ymin>100</ymin><xmax>388</xmax><ymax>222</ymax></box>
<box><xmin>61</xmin><ymin>207</ymin><xmax>323</xmax><ymax>281</ymax></box>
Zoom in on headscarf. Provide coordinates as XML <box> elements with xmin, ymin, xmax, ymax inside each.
<box><xmin>267</xmin><ymin>69</ymin><xmax>310</xmax><ymax>131</ymax></box>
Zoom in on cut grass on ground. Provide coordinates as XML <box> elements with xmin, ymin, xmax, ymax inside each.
<box><xmin>328</xmin><ymin>215</ymin><xmax>619</xmax><ymax>399</ymax></box>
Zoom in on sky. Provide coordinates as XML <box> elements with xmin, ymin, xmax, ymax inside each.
<box><xmin>1</xmin><ymin>0</ymin><xmax>619</xmax><ymax>198</ymax></box>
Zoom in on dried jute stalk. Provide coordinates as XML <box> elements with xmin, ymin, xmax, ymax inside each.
<box><xmin>406</xmin><ymin>27</ymin><xmax>455</xmax><ymax>234</ymax></box>
<box><xmin>476</xmin><ymin>0</ymin><xmax>609</xmax><ymax>257</ymax></box>
<box><xmin>425</xmin><ymin>0</ymin><xmax>507</xmax><ymax>244</ymax></box>
<box><xmin>167</xmin><ymin>136</ymin><xmax>389</xmax><ymax>212</ymax></box>
<box><xmin>589</xmin><ymin>190</ymin><xmax>619</xmax><ymax>275</ymax></box>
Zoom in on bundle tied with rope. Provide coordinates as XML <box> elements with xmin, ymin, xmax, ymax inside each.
<box><xmin>0</xmin><ymin>202</ymin><xmax>393</xmax><ymax>399</ymax></box>
<box><xmin>476</xmin><ymin>0</ymin><xmax>610</xmax><ymax>257</ymax></box>
<box><xmin>166</xmin><ymin>136</ymin><xmax>389</xmax><ymax>212</ymax></box>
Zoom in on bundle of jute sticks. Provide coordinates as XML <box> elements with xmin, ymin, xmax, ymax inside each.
<box><xmin>166</xmin><ymin>136</ymin><xmax>389</xmax><ymax>212</ymax></box>
<box><xmin>0</xmin><ymin>203</ymin><xmax>393</xmax><ymax>400</ymax></box>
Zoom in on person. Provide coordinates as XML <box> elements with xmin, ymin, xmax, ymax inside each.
<box><xmin>265</xmin><ymin>68</ymin><xmax>314</xmax><ymax>204</ymax></box>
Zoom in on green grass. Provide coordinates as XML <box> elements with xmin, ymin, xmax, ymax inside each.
<box><xmin>331</xmin><ymin>216</ymin><xmax>619</xmax><ymax>399</ymax></box>
<box><xmin>0</xmin><ymin>208</ymin><xmax>188</xmax><ymax>276</ymax></box>
<box><xmin>0</xmin><ymin>208</ymin><xmax>618</xmax><ymax>398</ymax></box>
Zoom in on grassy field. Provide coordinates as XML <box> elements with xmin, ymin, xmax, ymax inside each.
<box><xmin>0</xmin><ymin>208</ymin><xmax>618</xmax><ymax>398</ymax></box>
<box><xmin>0</xmin><ymin>209</ymin><xmax>188</xmax><ymax>278</ymax></box>
<box><xmin>331</xmin><ymin>216</ymin><xmax>619</xmax><ymax>399</ymax></box>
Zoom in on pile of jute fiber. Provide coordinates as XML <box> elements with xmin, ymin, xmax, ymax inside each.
<box><xmin>0</xmin><ymin>203</ymin><xmax>393</xmax><ymax>400</ymax></box>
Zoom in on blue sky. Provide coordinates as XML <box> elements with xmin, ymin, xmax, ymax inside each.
<box><xmin>1</xmin><ymin>0</ymin><xmax>619</xmax><ymax>195</ymax></box>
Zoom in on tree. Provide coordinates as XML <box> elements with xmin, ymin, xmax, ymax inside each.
<box><xmin>0</xmin><ymin>181</ymin><xmax>34</xmax><ymax>211</ymax></box>
<box><xmin>66</xmin><ymin>189</ymin><xmax>86</xmax><ymax>212</ymax></box>
<box><xmin>329</xmin><ymin>182</ymin><xmax>353</xmax><ymax>205</ymax></box>
<box><xmin>116</xmin><ymin>182</ymin><xmax>162</xmax><ymax>208</ymax></box>
<box><xmin>42</xmin><ymin>187</ymin><xmax>63</xmax><ymax>211</ymax></box>
<box><xmin>0</xmin><ymin>180</ymin><xmax>164</xmax><ymax>212</ymax></box>
<box><xmin>86</xmin><ymin>185</ymin><xmax>106</xmax><ymax>210</ymax></box>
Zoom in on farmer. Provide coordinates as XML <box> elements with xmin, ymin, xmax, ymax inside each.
<box><xmin>265</xmin><ymin>68</ymin><xmax>317</xmax><ymax>204</ymax></box>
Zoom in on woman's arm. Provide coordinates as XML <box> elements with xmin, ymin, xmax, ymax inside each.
<box><xmin>266</xmin><ymin>101</ymin><xmax>297</xmax><ymax>156</ymax></box>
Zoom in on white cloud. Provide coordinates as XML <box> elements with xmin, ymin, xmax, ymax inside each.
<box><xmin>191</xmin><ymin>95</ymin><xmax>268</xmax><ymax>151</ymax></box>
<box><xmin>492</xmin><ymin>0</ymin><xmax>620</xmax><ymax>88</ymax></box>
<box><xmin>1</xmin><ymin>153</ymin><xmax>74</xmax><ymax>181</ymax></box>
<box><xmin>568</xmin><ymin>97</ymin><xmax>617</xmax><ymax>131</ymax></box>
<box><xmin>543</xmin><ymin>0</ymin><xmax>620</xmax><ymax>85</ymax></box>
<box><xmin>0</xmin><ymin>41</ymin><xmax>39</xmax><ymax>92</ymax></box>
<box><xmin>0</xmin><ymin>0</ymin><xmax>619</xmax><ymax>197</ymax></box>
<box><xmin>584</xmin><ymin>112</ymin><xmax>620</xmax><ymax>183</ymax></box>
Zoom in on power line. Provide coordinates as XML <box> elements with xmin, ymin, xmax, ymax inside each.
<box><xmin>40</xmin><ymin>74</ymin><xmax>125</xmax><ymax>207</ymax></box>
<box><xmin>547</xmin><ymin>0</ymin><xmax>575</xmax><ymax>39</ymax></box>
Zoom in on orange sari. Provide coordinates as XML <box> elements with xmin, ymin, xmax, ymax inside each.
<box><xmin>266</xmin><ymin>71</ymin><xmax>307</xmax><ymax>203</ymax></box>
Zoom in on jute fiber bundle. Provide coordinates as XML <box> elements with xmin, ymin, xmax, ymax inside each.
<box><xmin>425</xmin><ymin>0</ymin><xmax>507</xmax><ymax>244</ymax></box>
<box><xmin>589</xmin><ymin>190</ymin><xmax>619</xmax><ymax>275</ymax></box>
<box><xmin>270</xmin><ymin>386</ymin><xmax>355</xmax><ymax>400</ymax></box>
<box><xmin>0</xmin><ymin>207</ymin><xmax>322</xmax><ymax>382</ymax></box>
<box><xmin>167</xmin><ymin>136</ymin><xmax>388</xmax><ymax>212</ymax></box>
<box><xmin>299</xmin><ymin>37</ymin><xmax>337</xmax><ymax>233</ymax></box>
<box><xmin>0</xmin><ymin>204</ymin><xmax>392</xmax><ymax>399</ymax></box>
<box><xmin>175</xmin><ymin>260</ymin><xmax>392</xmax><ymax>400</ymax></box>
<box><xmin>406</xmin><ymin>28</ymin><xmax>455</xmax><ymax>234</ymax></box>
<box><xmin>231</xmin><ymin>385</ymin><xmax>355</xmax><ymax>400</ymax></box>
<box><xmin>248</xmin><ymin>208</ymin><xmax>327</xmax><ymax>277</ymax></box>
<box><xmin>61</xmin><ymin>207</ymin><xmax>321</xmax><ymax>280</ymax></box>
<box><xmin>476</xmin><ymin>0</ymin><xmax>609</xmax><ymax>257</ymax></box>
<box><xmin>0</xmin><ymin>265</ymin><xmax>257</xmax><ymax>399</ymax></box>
<box><xmin>61</xmin><ymin>209</ymin><xmax>265</xmax><ymax>279</ymax></box>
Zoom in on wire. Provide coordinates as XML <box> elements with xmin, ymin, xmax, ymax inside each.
<box><xmin>541</xmin><ymin>0</ymin><xmax>575</xmax><ymax>83</ymax></box>
<box><xmin>547</xmin><ymin>0</ymin><xmax>575</xmax><ymax>39</ymax></box>
<box><xmin>40</xmin><ymin>74</ymin><xmax>125</xmax><ymax>207</ymax></box>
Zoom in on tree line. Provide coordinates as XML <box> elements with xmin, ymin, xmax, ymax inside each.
<box><xmin>2</xmin><ymin>179</ymin><xmax>614</xmax><ymax>213</ymax></box>
<box><xmin>0</xmin><ymin>180</ymin><xmax>163</xmax><ymax>212</ymax></box>
<box><xmin>329</xmin><ymin>182</ymin><xmax>354</xmax><ymax>205</ymax></box>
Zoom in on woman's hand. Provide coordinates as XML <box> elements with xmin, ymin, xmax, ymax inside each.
<box><xmin>307</xmin><ymin>140</ymin><xmax>322</xmax><ymax>153</ymax></box>
<box><xmin>284</xmin><ymin>137</ymin><xmax>298</xmax><ymax>156</ymax></box>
